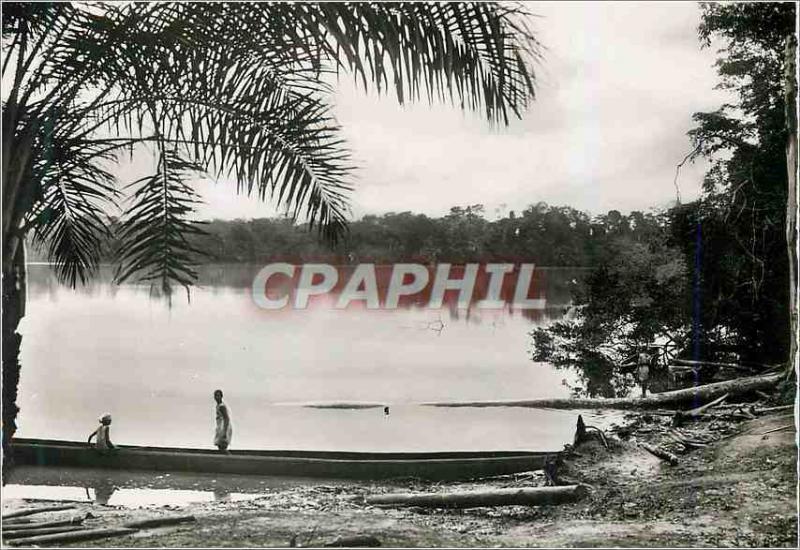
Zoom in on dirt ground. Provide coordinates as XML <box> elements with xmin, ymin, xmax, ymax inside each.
<box><xmin>2</xmin><ymin>410</ymin><xmax>797</xmax><ymax>547</ymax></box>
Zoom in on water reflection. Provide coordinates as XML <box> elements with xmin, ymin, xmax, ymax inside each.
<box><xmin>18</xmin><ymin>264</ymin><xmax>584</xmax><ymax>451</ymax></box>
<box><xmin>24</xmin><ymin>263</ymin><xmax>584</xmax><ymax>323</ymax></box>
<box><xmin>3</xmin><ymin>466</ymin><xmax>356</xmax><ymax>508</ymax></box>
<box><xmin>213</xmin><ymin>487</ymin><xmax>231</xmax><ymax>501</ymax></box>
<box><xmin>92</xmin><ymin>478</ymin><xmax>117</xmax><ymax>505</ymax></box>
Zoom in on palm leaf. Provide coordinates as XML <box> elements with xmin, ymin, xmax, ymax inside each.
<box><xmin>113</xmin><ymin>149</ymin><xmax>206</xmax><ymax>294</ymax></box>
<box><xmin>4</xmin><ymin>1</ymin><xmax>540</xmax><ymax>292</ymax></box>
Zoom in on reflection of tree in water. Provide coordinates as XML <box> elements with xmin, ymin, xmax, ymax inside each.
<box><xmin>533</xmin><ymin>347</ymin><xmax>671</xmax><ymax>399</ymax></box>
<box><xmin>91</xmin><ymin>478</ymin><xmax>117</xmax><ymax>505</ymax></box>
<box><xmin>213</xmin><ymin>487</ymin><xmax>231</xmax><ymax>501</ymax></box>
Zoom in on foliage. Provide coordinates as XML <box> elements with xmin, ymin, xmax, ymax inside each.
<box><xmin>26</xmin><ymin>203</ymin><xmax>670</xmax><ymax>268</ymax></box>
<box><xmin>530</xmin><ymin>214</ymin><xmax>688</xmax><ymax>397</ymax></box>
<box><xmin>530</xmin><ymin>3</ymin><xmax>795</xmax><ymax>395</ymax></box>
<box><xmin>676</xmin><ymin>2</ymin><xmax>795</xmax><ymax>364</ymax></box>
<box><xmin>2</xmin><ymin>1</ymin><xmax>540</xmax><ymax>293</ymax></box>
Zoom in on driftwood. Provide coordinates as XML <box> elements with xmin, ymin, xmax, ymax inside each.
<box><xmin>641</xmin><ymin>443</ymin><xmax>679</xmax><ymax>465</ymax></box>
<box><xmin>673</xmin><ymin>393</ymin><xmax>730</xmax><ymax>425</ymax></box>
<box><xmin>323</xmin><ymin>535</ymin><xmax>382</xmax><ymax>547</ymax></box>
<box><xmin>755</xmin><ymin>404</ymin><xmax>795</xmax><ymax>414</ymax></box>
<box><xmin>759</xmin><ymin>424</ymin><xmax>795</xmax><ymax>436</ymax></box>
<box><xmin>1</xmin><ymin>505</ymin><xmax>76</xmax><ymax>520</ymax></box>
<box><xmin>685</xmin><ymin>393</ymin><xmax>729</xmax><ymax>416</ymax></box>
<box><xmin>667</xmin><ymin>429</ymin><xmax>711</xmax><ymax>449</ymax></box>
<box><xmin>2</xmin><ymin>526</ymin><xmax>86</xmax><ymax>540</ymax></box>
<box><xmin>366</xmin><ymin>485</ymin><xmax>589</xmax><ymax>508</ymax></box>
<box><xmin>123</xmin><ymin>515</ymin><xmax>196</xmax><ymax>529</ymax></box>
<box><xmin>5</xmin><ymin>527</ymin><xmax>136</xmax><ymax>546</ymax></box>
<box><xmin>1</xmin><ymin>519</ymin><xmax>32</xmax><ymax>526</ymax></box>
<box><xmin>2</xmin><ymin>516</ymin><xmax>85</xmax><ymax>532</ymax></box>
<box><xmin>422</xmin><ymin>373</ymin><xmax>781</xmax><ymax>410</ymax></box>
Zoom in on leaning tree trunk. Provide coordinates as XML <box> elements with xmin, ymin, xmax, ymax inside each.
<box><xmin>2</xmin><ymin>237</ymin><xmax>26</xmax><ymax>480</ymax></box>
<box><xmin>785</xmin><ymin>34</ymin><xmax>798</xmax><ymax>377</ymax></box>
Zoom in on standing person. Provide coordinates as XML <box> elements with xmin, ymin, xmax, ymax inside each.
<box><xmin>213</xmin><ymin>389</ymin><xmax>232</xmax><ymax>452</ymax></box>
<box><xmin>88</xmin><ymin>414</ymin><xmax>115</xmax><ymax>453</ymax></box>
<box><xmin>637</xmin><ymin>348</ymin><xmax>651</xmax><ymax>398</ymax></box>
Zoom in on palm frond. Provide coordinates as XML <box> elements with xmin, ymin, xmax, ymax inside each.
<box><xmin>26</xmin><ymin>136</ymin><xmax>119</xmax><ymax>287</ymax></box>
<box><xmin>113</xmin><ymin>149</ymin><xmax>207</xmax><ymax>294</ymax></box>
<box><xmin>4</xmin><ymin>1</ymin><xmax>541</xmax><ymax>294</ymax></box>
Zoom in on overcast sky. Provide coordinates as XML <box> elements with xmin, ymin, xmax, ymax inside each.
<box><xmin>191</xmin><ymin>1</ymin><xmax>729</xmax><ymax>221</ymax></box>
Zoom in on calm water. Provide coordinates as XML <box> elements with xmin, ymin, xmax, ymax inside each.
<box><xmin>3</xmin><ymin>466</ymin><xmax>349</xmax><ymax>507</ymax></box>
<box><xmin>17</xmin><ymin>264</ymin><xmax>589</xmax><ymax>453</ymax></box>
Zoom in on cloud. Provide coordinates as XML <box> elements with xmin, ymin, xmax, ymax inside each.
<box><xmin>143</xmin><ymin>2</ymin><xmax>731</xmax><ymax>221</ymax></box>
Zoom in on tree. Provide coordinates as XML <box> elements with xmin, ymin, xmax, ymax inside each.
<box><xmin>1</xmin><ymin>2</ymin><xmax>540</xmax><ymax>464</ymax></box>
<box><xmin>531</xmin><ymin>3</ymin><xmax>797</xmax><ymax>397</ymax></box>
<box><xmin>530</xmin><ymin>215</ymin><xmax>688</xmax><ymax>398</ymax></box>
<box><xmin>674</xmin><ymin>2</ymin><xmax>796</xmax><ymax>365</ymax></box>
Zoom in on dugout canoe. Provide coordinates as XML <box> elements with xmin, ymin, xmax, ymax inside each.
<box><xmin>11</xmin><ymin>438</ymin><xmax>556</xmax><ymax>481</ymax></box>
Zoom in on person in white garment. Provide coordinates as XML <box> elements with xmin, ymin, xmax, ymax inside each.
<box><xmin>213</xmin><ymin>389</ymin><xmax>232</xmax><ymax>452</ymax></box>
<box><xmin>636</xmin><ymin>349</ymin><xmax>651</xmax><ymax>398</ymax></box>
<box><xmin>88</xmin><ymin>414</ymin><xmax>115</xmax><ymax>453</ymax></box>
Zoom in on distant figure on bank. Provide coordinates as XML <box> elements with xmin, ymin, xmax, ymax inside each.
<box><xmin>384</xmin><ymin>406</ymin><xmax>390</xmax><ymax>417</ymax></box>
<box><xmin>213</xmin><ymin>389</ymin><xmax>233</xmax><ymax>452</ymax></box>
<box><xmin>88</xmin><ymin>414</ymin><xmax>115</xmax><ymax>453</ymax></box>
<box><xmin>637</xmin><ymin>349</ymin><xmax>651</xmax><ymax>398</ymax></box>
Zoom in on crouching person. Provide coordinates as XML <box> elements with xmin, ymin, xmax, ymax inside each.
<box><xmin>88</xmin><ymin>414</ymin><xmax>116</xmax><ymax>454</ymax></box>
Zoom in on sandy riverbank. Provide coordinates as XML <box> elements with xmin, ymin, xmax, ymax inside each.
<box><xmin>2</xmin><ymin>411</ymin><xmax>797</xmax><ymax>547</ymax></box>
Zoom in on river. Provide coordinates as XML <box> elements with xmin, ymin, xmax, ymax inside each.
<box><xmin>16</xmin><ymin>264</ymin><xmax>593</xmax><ymax>453</ymax></box>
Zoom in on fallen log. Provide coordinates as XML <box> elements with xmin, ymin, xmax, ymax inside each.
<box><xmin>641</xmin><ymin>443</ymin><xmax>679</xmax><ymax>465</ymax></box>
<box><xmin>123</xmin><ymin>515</ymin><xmax>196</xmax><ymax>529</ymax></box>
<box><xmin>3</xmin><ymin>517</ymin><xmax>85</xmax><ymax>532</ymax></box>
<box><xmin>0</xmin><ymin>519</ymin><xmax>32</xmax><ymax>526</ymax></box>
<box><xmin>667</xmin><ymin>430</ymin><xmax>708</xmax><ymax>449</ymax></box>
<box><xmin>5</xmin><ymin>527</ymin><xmax>136</xmax><ymax>547</ymax></box>
<box><xmin>2</xmin><ymin>526</ymin><xmax>87</xmax><ymax>540</ymax></box>
<box><xmin>422</xmin><ymin>373</ymin><xmax>782</xmax><ymax>410</ymax></box>
<box><xmin>323</xmin><ymin>535</ymin><xmax>382</xmax><ymax>547</ymax></box>
<box><xmin>755</xmin><ymin>404</ymin><xmax>795</xmax><ymax>414</ymax></box>
<box><xmin>673</xmin><ymin>393</ymin><xmax>730</xmax><ymax>425</ymax></box>
<box><xmin>759</xmin><ymin>424</ymin><xmax>795</xmax><ymax>436</ymax></box>
<box><xmin>1</xmin><ymin>505</ymin><xmax>76</xmax><ymax>520</ymax></box>
<box><xmin>366</xmin><ymin>485</ymin><xmax>588</xmax><ymax>508</ymax></box>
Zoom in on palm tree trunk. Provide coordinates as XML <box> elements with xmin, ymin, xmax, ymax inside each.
<box><xmin>2</xmin><ymin>236</ymin><xmax>26</xmax><ymax>482</ymax></box>
<box><xmin>785</xmin><ymin>34</ymin><xmax>798</xmax><ymax>375</ymax></box>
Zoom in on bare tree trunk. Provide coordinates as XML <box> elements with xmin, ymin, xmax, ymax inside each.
<box><xmin>424</xmin><ymin>373</ymin><xmax>782</xmax><ymax>410</ymax></box>
<box><xmin>785</xmin><ymin>34</ymin><xmax>798</xmax><ymax>376</ymax></box>
<box><xmin>2</xmin><ymin>237</ymin><xmax>26</xmax><ymax>482</ymax></box>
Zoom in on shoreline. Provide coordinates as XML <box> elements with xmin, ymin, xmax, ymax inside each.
<box><xmin>3</xmin><ymin>408</ymin><xmax>796</xmax><ymax>547</ymax></box>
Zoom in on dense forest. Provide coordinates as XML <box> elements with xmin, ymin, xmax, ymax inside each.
<box><xmin>27</xmin><ymin>203</ymin><xmax>669</xmax><ymax>267</ymax></box>
<box><xmin>196</xmin><ymin>203</ymin><xmax>666</xmax><ymax>266</ymax></box>
<box><xmin>532</xmin><ymin>2</ymin><xmax>796</xmax><ymax>397</ymax></box>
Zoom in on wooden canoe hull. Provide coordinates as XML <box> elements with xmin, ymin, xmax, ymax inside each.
<box><xmin>11</xmin><ymin>439</ymin><xmax>554</xmax><ymax>481</ymax></box>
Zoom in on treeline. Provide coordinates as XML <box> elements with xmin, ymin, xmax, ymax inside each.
<box><xmin>531</xmin><ymin>3</ymin><xmax>795</xmax><ymax>397</ymax></box>
<box><xmin>181</xmin><ymin>203</ymin><xmax>667</xmax><ymax>266</ymax></box>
